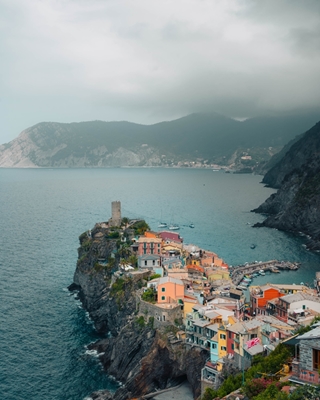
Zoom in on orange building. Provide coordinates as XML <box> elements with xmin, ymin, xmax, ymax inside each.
<box><xmin>250</xmin><ymin>285</ymin><xmax>284</xmax><ymax>316</ymax></box>
<box><xmin>157</xmin><ymin>277</ymin><xmax>184</xmax><ymax>304</ymax></box>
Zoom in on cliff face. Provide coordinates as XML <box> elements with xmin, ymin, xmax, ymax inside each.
<box><xmin>70</xmin><ymin>223</ymin><xmax>208</xmax><ymax>399</ymax></box>
<box><xmin>253</xmin><ymin>121</ymin><xmax>320</xmax><ymax>250</ymax></box>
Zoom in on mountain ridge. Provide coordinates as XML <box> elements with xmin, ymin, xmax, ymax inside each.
<box><xmin>1</xmin><ymin>111</ymin><xmax>319</xmax><ymax>168</ymax></box>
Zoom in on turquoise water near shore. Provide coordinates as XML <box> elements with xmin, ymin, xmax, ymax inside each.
<box><xmin>1</xmin><ymin>168</ymin><xmax>319</xmax><ymax>399</ymax></box>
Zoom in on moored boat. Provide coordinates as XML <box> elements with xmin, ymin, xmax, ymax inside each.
<box><xmin>169</xmin><ymin>224</ymin><xmax>180</xmax><ymax>230</ymax></box>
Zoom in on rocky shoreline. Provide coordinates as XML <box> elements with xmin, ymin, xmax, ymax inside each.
<box><xmin>69</xmin><ymin>223</ymin><xmax>207</xmax><ymax>400</ymax></box>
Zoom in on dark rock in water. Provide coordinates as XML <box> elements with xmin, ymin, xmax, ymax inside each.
<box><xmin>253</xmin><ymin>121</ymin><xmax>320</xmax><ymax>250</ymax></box>
<box><xmin>68</xmin><ymin>282</ymin><xmax>80</xmax><ymax>291</ymax></box>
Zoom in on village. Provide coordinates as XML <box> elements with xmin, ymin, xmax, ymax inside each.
<box><xmin>90</xmin><ymin>202</ymin><xmax>320</xmax><ymax>398</ymax></box>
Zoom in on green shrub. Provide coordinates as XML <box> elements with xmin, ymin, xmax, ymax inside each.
<box><xmin>149</xmin><ymin>274</ymin><xmax>161</xmax><ymax>280</ymax></box>
<box><xmin>148</xmin><ymin>316</ymin><xmax>154</xmax><ymax>329</ymax></box>
<box><xmin>135</xmin><ymin>316</ymin><xmax>145</xmax><ymax>329</ymax></box>
<box><xmin>141</xmin><ymin>288</ymin><xmax>156</xmax><ymax>303</ymax></box>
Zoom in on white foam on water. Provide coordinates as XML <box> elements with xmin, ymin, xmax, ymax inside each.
<box><xmin>85</xmin><ymin>349</ymin><xmax>99</xmax><ymax>357</ymax></box>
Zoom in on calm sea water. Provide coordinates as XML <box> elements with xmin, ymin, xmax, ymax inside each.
<box><xmin>1</xmin><ymin>168</ymin><xmax>319</xmax><ymax>400</ymax></box>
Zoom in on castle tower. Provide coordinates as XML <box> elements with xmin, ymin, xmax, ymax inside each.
<box><xmin>110</xmin><ymin>201</ymin><xmax>121</xmax><ymax>227</ymax></box>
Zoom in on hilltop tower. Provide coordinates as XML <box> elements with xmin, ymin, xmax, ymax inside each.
<box><xmin>110</xmin><ymin>201</ymin><xmax>121</xmax><ymax>227</ymax></box>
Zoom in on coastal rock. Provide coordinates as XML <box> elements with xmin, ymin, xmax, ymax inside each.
<box><xmin>71</xmin><ymin>224</ymin><xmax>208</xmax><ymax>399</ymax></box>
<box><xmin>253</xmin><ymin>121</ymin><xmax>320</xmax><ymax>249</ymax></box>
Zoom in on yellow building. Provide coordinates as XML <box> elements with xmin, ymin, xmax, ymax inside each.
<box><xmin>218</xmin><ymin>325</ymin><xmax>228</xmax><ymax>359</ymax></box>
<box><xmin>206</xmin><ymin>268</ymin><xmax>231</xmax><ymax>281</ymax></box>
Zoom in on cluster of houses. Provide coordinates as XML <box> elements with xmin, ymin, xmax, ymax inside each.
<box><xmin>102</xmin><ymin>204</ymin><xmax>320</xmax><ymax>394</ymax></box>
<box><xmin>126</xmin><ymin>228</ymin><xmax>320</xmax><ymax>394</ymax></box>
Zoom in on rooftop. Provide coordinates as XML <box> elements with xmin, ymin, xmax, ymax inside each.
<box><xmin>159</xmin><ymin>276</ymin><xmax>184</xmax><ymax>285</ymax></box>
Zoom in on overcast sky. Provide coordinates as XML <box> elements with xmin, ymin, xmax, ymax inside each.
<box><xmin>1</xmin><ymin>0</ymin><xmax>320</xmax><ymax>143</ymax></box>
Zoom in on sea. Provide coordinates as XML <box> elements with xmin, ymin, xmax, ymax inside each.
<box><xmin>1</xmin><ymin>168</ymin><xmax>320</xmax><ymax>400</ymax></box>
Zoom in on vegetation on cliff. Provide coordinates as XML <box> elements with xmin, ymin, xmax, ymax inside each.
<box><xmin>253</xmin><ymin>121</ymin><xmax>320</xmax><ymax>250</ymax></box>
<box><xmin>202</xmin><ymin>344</ymin><xmax>292</xmax><ymax>400</ymax></box>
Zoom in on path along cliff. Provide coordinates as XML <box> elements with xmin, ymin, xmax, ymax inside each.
<box><xmin>69</xmin><ymin>223</ymin><xmax>207</xmax><ymax>400</ymax></box>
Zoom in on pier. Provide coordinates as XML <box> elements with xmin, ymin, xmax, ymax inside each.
<box><xmin>230</xmin><ymin>260</ymin><xmax>300</xmax><ymax>286</ymax></box>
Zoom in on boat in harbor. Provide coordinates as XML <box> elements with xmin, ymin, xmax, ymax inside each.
<box><xmin>158</xmin><ymin>222</ymin><xmax>167</xmax><ymax>228</ymax></box>
<box><xmin>237</xmin><ymin>285</ymin><xmax>248</xmax><ymax>291</ymax></box>
<box><xmin>189</xmin><ymin>223</ymin><xmax>195</xmax><ymax>228</ymax></box>
<box><xmin>250</xmin><ymin>244</ymin><xmax>256</xmax><ymax>249</ymax></box>
<box><xmin>259</xmin><ymin>270</ymin><xmax>266</xmax><ymax>276</ymax></box>
<box><xmin>169</xmin><ymin>224</ymin><xmax>180</xmax><ymax>230</ymax></box>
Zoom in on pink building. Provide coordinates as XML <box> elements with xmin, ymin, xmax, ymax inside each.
<box><xmin>158</xmin><ymin>231</ymin><xmax>183</xmax><ymax>244</ymax></box>
<box><xmin>137</xmin><ymin>237</ymin><xmax>162</xmax><ymax>256</ymax></box>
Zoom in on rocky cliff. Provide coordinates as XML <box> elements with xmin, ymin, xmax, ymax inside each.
<box><xmin>253</xmin><ymin>121</ymin><xmax>320</xmax><ymax>250</ymax></box>
<box><xmin>69</xmin><ymin>222</ymin><xmax>208</xmax><ymax>400</ymax></box>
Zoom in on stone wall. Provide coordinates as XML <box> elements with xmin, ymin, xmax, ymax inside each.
<box><xmin>300</xmin><ymin>338</ymin><xmax>320</xmax><ymax>371</ymax></box>
<box><xmin>136</xmin><ymin>294</ymin><xmax>183</xmax><ymax>329</ymax></box>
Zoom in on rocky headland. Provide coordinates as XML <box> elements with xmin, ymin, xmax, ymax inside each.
<box><xmin>69</xmin><ymin>221</ymin><xmax>207</xmax><ymax>400</ymax></box>
<box><xmin>253</xmin><ymin>121</ymin><xmax>320</xmax><ymax>250</ymax></box>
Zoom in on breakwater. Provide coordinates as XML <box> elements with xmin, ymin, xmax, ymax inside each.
<box><xmin>230</xmin><ymin>260</ymin><xmax>300</xmax><ymax>286</ymax></box>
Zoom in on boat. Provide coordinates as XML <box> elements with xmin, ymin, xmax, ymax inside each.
<box><xmin>169</xmin><ymin>224</ymin><xmax>180</xmax><ymax>230</ymax></box>
<box><xmin>250</xmin><ymin>244</ymin><xmax>256</xmax><ymax>249</ymax></box>
<box><xmin>189</xmin><ymin>223</ymin><xmax>195</xmax><ymax>228</ymax></box>
<box><xmin>251</xmin><ymin>273</ymin><xmax>259</xmax><ymax>278</ymax></box>
<box><xmin>158</xmin><ymin>222</ymin><xmax>167</xmax><ymax>228</ymax></box>
<box><xmin>237</xmin><ymin>285</ymin><xmax>248</xmax><ymax>291</ymax></box>
<box><xmin>259</xmin><ymin>270</ymin><xmax>265</xmax><ymax>276</ymax></box>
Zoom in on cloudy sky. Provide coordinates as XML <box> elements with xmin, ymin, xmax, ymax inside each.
<box><xmin>1</xmin><ymin>0</ymin><xmax>320</xmax><ymax>143</ymax></box>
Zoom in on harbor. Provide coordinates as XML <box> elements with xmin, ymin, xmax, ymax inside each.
<box><xmin>229</xmin><ymin>260</ymin><xmax>300</xmax><ymax>287</ymax></box>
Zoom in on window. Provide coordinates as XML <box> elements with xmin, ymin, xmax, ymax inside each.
<box><xmin>221</xmin><ymin>346</ymin><xmax>227</xmax><ymax>351</ymax></box>
<box><xmin>250</xmin><ymin>334</ymin><xmax>257</xmax><ymax>339</ymax></box>
<box><xmin>231</xmin><ymin>344</ymin><xmax>234</xmax><ymax>350</ymax></box>
<box><xmin>161</xmin><ymin>296</ymin><xmax>165</xmax><ymax>301</ymax></box>
<box><xmin>161</xmin><ymin>287</ymin><xmax>165</xmax><ymax>292</ymax></box>
<box><xmin>152</xmin><ymin>260</ymin><xmax>155</xmax><ymax>266</ymax></box>
<box><xmin>211</xmin><ymin>343</ymin><xmax>217</xmax><ymax>349</ymax></box>
<box><xmin>228</xmin><ymin>331</ymin><xmax>232</xmax><ymax>339</ymax></box>
<box><xmin>313</xmin><ymin>349</ymin><xmax>320</xmax><ymax>370</ymax></box>
<box><xmin>220</xmin><ymin>334</ymin><xmax>226</xmax><ymax>340</ymax></box>
<box><xmin>144</xmin><ymin>260</ymin><xmax>147</xmax><ymax>266</ymax></box>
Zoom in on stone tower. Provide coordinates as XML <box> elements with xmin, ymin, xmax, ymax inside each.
<box><xmin>110</xmin><ymin>201</ymin><xmax>121</xmax><ymax>227</ymax></box>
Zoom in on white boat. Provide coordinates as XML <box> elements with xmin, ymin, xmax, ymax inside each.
<box><xmin>158</xmin><ymin>222</ymin><xmax>167</xmax><ymax>228</ymax></box>
<box><xmin>169</xmin><ymin>224</ymin><xmax>180</xmax><ymax>230</ymax></box>
<box><xmin>189</xmin><ymin>223</ymin><xmax>195</xmax><ymax>228</ymax></box>
<box><xmin>259</xmin><ymin>270</ymin><xmax>265</xmax><ymax>276</ymax></box>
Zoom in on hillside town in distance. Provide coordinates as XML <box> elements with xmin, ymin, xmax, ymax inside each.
<box><xmin>91</xmin><ymin>202</ymin><xmax>320</xmax><ymax>399</ymax></box>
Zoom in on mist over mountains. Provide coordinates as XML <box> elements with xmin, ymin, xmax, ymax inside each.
<box><xmin>0</xmin><ymin>111</ymin><xmax>319</xmax><ymax>168</ymax></box>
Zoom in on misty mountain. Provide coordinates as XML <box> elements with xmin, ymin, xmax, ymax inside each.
<box><xmin>0</xmin><ymin>112</ymin><xmax>319</xmax><ymax>168</ymax></box>
<box><xmin>253</xmin><ymin>120</ymin><xmax>320</xmax><ymax>250</ymax></box>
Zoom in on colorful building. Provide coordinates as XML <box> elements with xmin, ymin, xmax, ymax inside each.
<box><xmin>157</xmin><ymin>276</ymin><xmax>184</xmax><ymax>304</ymax></box>
<box><xmin>137</xmin><ymin>236</ymin><xmax>162</xmax><ymax>256</ymax></box>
